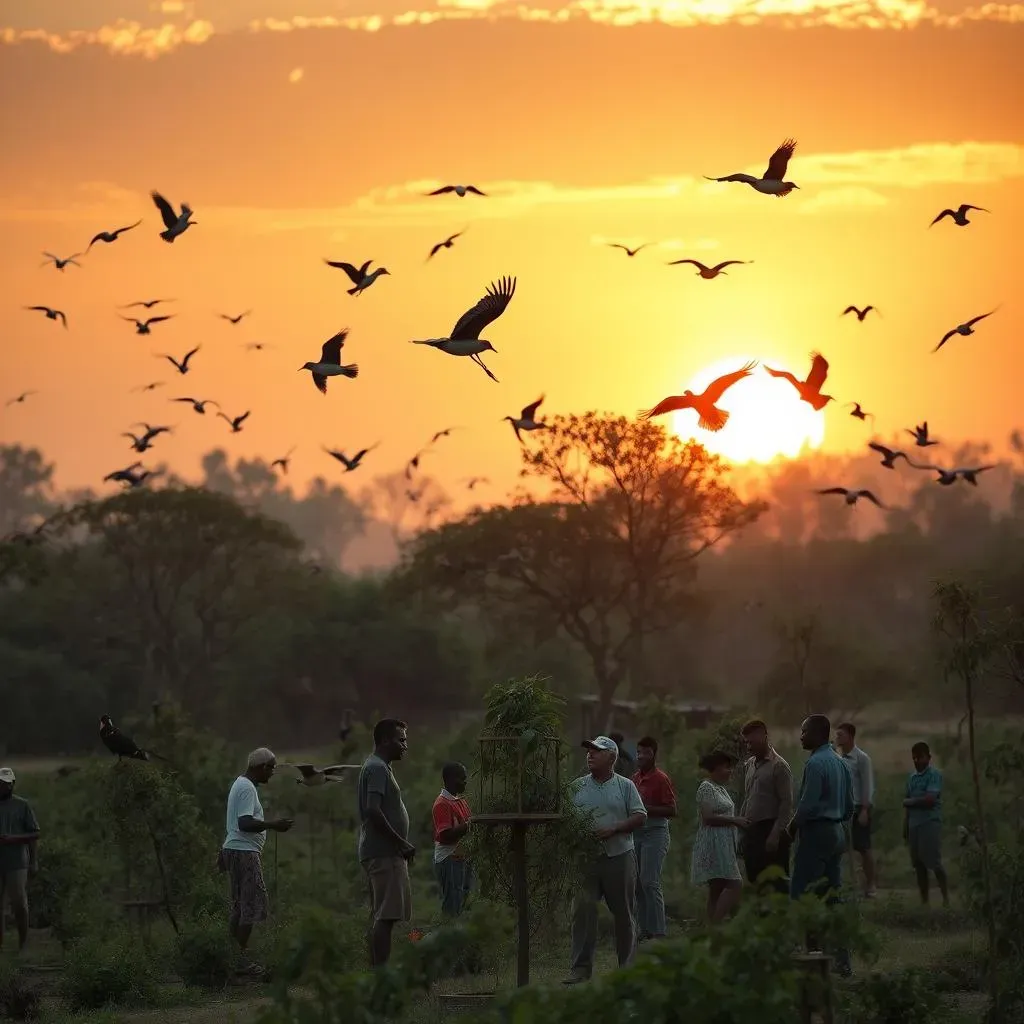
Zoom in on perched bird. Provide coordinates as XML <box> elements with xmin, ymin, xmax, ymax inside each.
<box><xmin>121</xmin><ymin>298</ymin><xmax>173</xmax><ymax>310</ymax></box>
<box><xmin>667</xmin><ymin>259</ymin><xmax>751</xmax><ymax>279</ymax></box>
<box><xmin>103</xmin><ymin>463</ymin><xmax>160</xmax><ymax>488</ymax></box>
<box><xmin>220</xmin><ymin>310</ymin><xmax>251</xmax><ymax>325</ymax></box>
<box><xmin>930</xmin><ymin>204</ymin><xmax>989</xmax><ymax>228</ymax></box>
<box><xmin>122</xmin><ymin>314</ymin><xmax>174</xmax><ymax>335</ymax></box>
<box><xmin>271</xmin><ymin>447</ymin><xmax>296</xmax><ymax>474</ymax></box>
<box><xmin>41</xmin><ymin>251</ymin><xmax>83</xmax><ymax>270</ymax></box>
<box><xmin>218</xmin><ymin>410</ymin><xmax>251</xmax><ymax>433</ymax></box>
<box><xmin>150</xmin><ymin>191</ymin><xmax>196</xmax><ymax>242</ymax></box>
<box><xmin>410</xmin><ymin>276</ymin><xmax>516</xmax><ymax>383</ymax></box>
<box><xmin>934</xmin><ymin>311</ymin><xmax>998</xmax><ymax>352</ymax></box>
<box><xmin>323</xmin><ymin>259</ymin><xmax>390</xmax><ymax>296</ymax></box>
<box><xmin>6</xmin><ymin>391</ymin><xmax>36</xmax><ymax>407</ymax></box>
<box><xmin>86</xmin><ymin>220</ymin><xmax>142</xmax><ymax>251</ymax></box>
<box><xmin>25</xmin><ymin>305</ymin><xmax>67</xmax><ymax>328</ymax></box>
<box><xmin>912</xmin><ymin>463</ymin><xmax>996</xmax><ymax>486</ymax></box>
<box><xmin>299</xmin><ymin>329</ymin><xmax>360</xmax><ymax>394</ymax></box>
<box><xmin>817</xmin><ymin>487</ymin><xmax>886</xmax><ymax>508</ymax></box>
<box><xmin>132</xmin><ymin>381</ymin><xmax>165</xmax><ymax>393</ymax></box>
<box><xmin>427</xmin><ymin>184</ymin><xmax>486</xmax><ymax>197</ymax></box>
<box><xmin>842</xmin><ymin>305</ymin><xmax>879</xmax><ymax>321</ymax></box>
<box><xmin>160</xmin><ymin>346</ymin><xmax>201</xmax><ymax>374</ymax></box>
<box><xmin>845</xmin><ymin>402</ymin><xmax>874</xmax><ymax>423</ymax></box>
<box><xmin>428</xmin><ymin>230</ymin><xmax>465</xmax><ymax>261</ymax></box>
<box><xmin>282</xmin><ymin>763</ymin><xmax>361</xmax><ymax>788</ymax></box>
<box><xmin>504</xmin><ymin>396</ymin><xmax>549</xmax><ymax>442</ymax></box>
<box><xmin>607</xmin><ymin>243</ymin><xmax>649</xmax><ymax>257</ymax></box>
<box><xmin>764</xmin><ymin>353</ymin><xmax>834</xmax><ymax>411</ymax></box>
<box><xmin>704</xmin><ymin>139</ymin><xmax>800</xmax><ymax>197</ymax></box>
<box><xmin>172</xmin><ymin>396</ymin><xmax>218</xmax><ymax>414</ymax></box>
<box><xmin>99</xmin><ymin>715</ymin><xmax>167</xmax><ymax>761</ymax></box>
<box><xmin>906</xmin><ymin>422</ymin><xmax>939</xmax><ymax>447</ymax></box>
<box><xmin>324</xmin><ymin>444</ymin><xmax>378</xmax><ymax>472</ymax></box>
<box><xmin>123</xmin><ymin>424</ymin><xmax>171</xmax><ymax>452</ymax></box>
<box><xmin>868</xmin><ymin>442</ymin><xmax>909</xmax><ymax>469</ymax></box>
<box><xmin>641</xmin><ymin>361</ymin><xmax>756</xmax><ymax>432</ymax></box>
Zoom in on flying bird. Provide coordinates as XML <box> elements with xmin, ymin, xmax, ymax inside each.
<box><xmin>867</xmin><ymin>442</ymin><xmax>910</xmax><ymax>469</ymax></box>
<box><xmin>324</xmin><ymin>444</ymin><xmax>378</xmax><ymax>472</ymax></box>
<box><xmin>842</xmin><ymin>305</ymin><xmax>879</xmax><ymax>321</ymax></box>
<box><xmin>934</xmin><ymin>311</ymin><xmax>998</xmax><ymax>352</ymax></box>
<box><xmin>132</xmin><ymin>381</ymin><xmax>165</xmax><ymax>393</ymax></box>
<box><xmin>323</xmin><ymin>259</ymin><xmax>390</xmax><ymax>296</ymax></box>
<box><xmin>845</xmin><ymin>402</ymin><xmax>874</xmax><ymax>423</ymax></box>
<box><xmin>86</xmin><ymin>220</ymin><xmax>142</xmax><ymax>251</ymax></box>
<box><xmin>764</xmin><ymin>352</ymin><xmax>834</xmax><ymax>411</ymax></box>
<box><xmin>121</xmin><ymin>298</ymin><xmax>173</xmax><ymax>310</ymax></box>
<box><xmin>817</xmin><ymin>487</ymin><xmax>886</xmax><ymax>508</ymax></box>
<box><xmin>172</xmin><ymin>397</ymin><xmax>218</xmax><ymax>414</ymax></box>
<box><xmin>428</xmin><ymin>427</ymin><xmax>459</xmax><ymax>445</ymax></box>
<box><xmin>911</xmin><ymin>463</ymin><xmax>996</xmax><ymax>486</ymax></box>
<box><xmin>99</xmin><ymin>715</ymin><xmax>167</xmax><ymax>762</ymax></box>
<box><xmin>160</xmin><ymin>346</ymin><xmax>201</xmax><ymax>374</ymax></box>
<box><xmin>641</xmin><ymin>361</ymin><xmax>756</xmax><ymax>432</ymax></box>
<box><xmin>122</xmin><ymin>314</ymin><xmax>174</xmax><ymax>335</ymax></box>
<box><xmin>504</xmin><ymin>396</ymin><xmax>549</xmax><ymax>442</ymax></box>
<box><xmin>271</xmin><ymin>448</ymin><xmax>296</xmax><ymax>474</ymax></box>
<box><xmin>123</xmin><ymin>424</ymin><xmax>171</xmax><ymax>452</ymax></box>
<box><xmin>220</xmin><ymin>310</ymin><xmax>251</xmax><ymax>324</ymax></box>
<box><xmin>245</xmin><ymin>342</ymin><xmax>274</xmax><ymax>352</ymax></box>
<box><xmin>704</xmin><ymin>139</ymin><xmax>800</xmax><ymax>197</ymax></box>
<box><xmin>41</xmin><ymin>251</ymin><xmax>83</xmax><ymax>270</ymax></box>
<box><xmin>929</xmin><ymin>204</ymin><xmax>989</xmax><ymax>228</ymax></box>
<box><xmin>6</xmin><ymin>391</ymin><xmax>36</xmax><ymax>407</ymax></box>
<box><xmin>607</xmin><ymin>243</ymin><xmax>649</xmax><ymax>257</ymax></box>
<box><xmin>906</xmin><ymin>422</ymin><xmax>939</xmax><ymax>447</ymax></box>
<box><xmin>300</xmin><ymin>329</ymin><xmax>360</xmax><ymax>394</ymax></box>
<box><xmin>410</xmin><ymin>275</ymin><xmax>516</xmax><ymax>383</ymax></box>
<box><xmin>25</xmin><ymin>305</ymin><xmax>67</xmax><ymax>328</ymax></box>
<box><xmin>667</xmin><ymin>259</ymin><xmax>751</xmax><ymax>279</ymax></box>
<box><xmin>463</xmin><ymin>476</ymin><xmax>489</xmax><ymax>490</ymax></box>
<box><xmin>218</xmin><ymin>410</ymin><xmax>251</xmax><ymax>433</ymax></box>
<box><xmin>150</xmin><ymin>191</ymin><xmax>196</xmax><ymax>242</ymax></box>
<box><xmin>428</xmin><ymin>230</ymin><xmax>465</xmax><ymax>261</ymax></box>
<box><xmin>281</xmin><ymin>763</ymin><xmax>361</xmax><ymax>788</ymax></box>
<box><xmin>427</xmin><ymin>184</ymin><xmax>486</xmax><ymax>197</ymax></box>
<box><xmin>405</xmin><ymin>450</ymin><xmax>430</xmax><ymax>479</ymax></box>
<box><xmin>103</xmin><ymin>463</ymin><xmax>160</xmax><ymax>488</ymax></box>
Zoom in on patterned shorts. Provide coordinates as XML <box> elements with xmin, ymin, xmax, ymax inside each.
<box><xmin>222</xmin><ymin>849</ymin><xmax>269</xmax><ymax>926</ymax></box>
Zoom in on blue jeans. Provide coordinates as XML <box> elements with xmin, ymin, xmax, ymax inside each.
<box><xmin>634</xmin><ymin>826</ymin><xmax>670</xmax><ymax>937</ymax></box>
<box><xmin>434</xmin><ymin>857</ymin><xmax>473</xmax><ymax>916</ymax></box>
<box><xmin>791</xmin><ymin>821</ymin><xmax>850</xmax><ymax>973</ymax></box>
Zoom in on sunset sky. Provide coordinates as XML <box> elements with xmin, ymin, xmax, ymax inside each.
<box><xmin>1</xmin><ymin>0</ymin><xmax>1022</xmax><ymax>506</ymax></box>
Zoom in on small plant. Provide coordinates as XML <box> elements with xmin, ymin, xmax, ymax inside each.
<box><xmin>175</xmin><ymin>912</ymin><xmax>235</xmax><ymax>987</ymax></box>
<box><xmin>0</xmin><ymin>960</ymin><xmax>40</xmax><ymax>1021</ymax></box>
<box><xmin>60</xmin><ymin>934</ymin><xmax>158</xmax><ymax>1012</ymax></box>
<box><xmin>845</xmin><ymin>967</ymin><xmax>951</xmax><ymax>1024</ymax></box>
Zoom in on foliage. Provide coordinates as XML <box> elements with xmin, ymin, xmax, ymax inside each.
<box><xmin>843</xmin><ymin>967</ymin><xmax>953</xmax><ymax>1024</ymax></box>
<box><xmin>59</xmin><ymin>934</ymin><xmax>159</xmax><ymax>1011</ymax></box>
<box><xmin>0</xmin><ymin>960</ymin><xmax>40</xmax><ymax>1021</ymax></box>
<box><xmin>175</xmin><ymin>912</ymin><xmax>236</xmax><ymax>987</ymax></box>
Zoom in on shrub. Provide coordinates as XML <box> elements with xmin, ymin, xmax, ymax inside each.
<box><xmin>844</xmin><ymin>967</ymin><xmax>952</xmax><ymax>1024</ymax></box>
<box><xmin>60</xmin><ymin>935</ymin><xmax>158</xmax><ymax>1011</ymax></box>
<box><xmin>28</xmin><ymin>835</ymin><xmax>112</xmax><ymax>947</ymax></box>
<box><xmin>0</xmin><ymin>961</ymin><xmax>40</xmax><ymax>1021</ymax></box>
<box><xmin>175</xmin><ymin>912</ymin><xmax>235</xmax><ymax>988</ymax></box>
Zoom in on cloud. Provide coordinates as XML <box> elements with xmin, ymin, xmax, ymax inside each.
<box><xmin>798</xmin><ymin>187</ymin><xmax>890</xmax><ymax>214</ymax></box>
<box><xmin>0</xmin><ymin>19</ymin><xmax>214</xmax><ymax>57</ymax></box>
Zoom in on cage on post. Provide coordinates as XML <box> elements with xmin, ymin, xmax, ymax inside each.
<box><xmin>475</xmin><ymin>734</ymin><xmax>563</xmax><ymax>820</ymax></box>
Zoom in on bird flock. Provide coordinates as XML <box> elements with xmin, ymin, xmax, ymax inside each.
<box><xmin>9</xmin><ymin>146</ymin><xmax>1001</xmax><ymax>514</ymax></box>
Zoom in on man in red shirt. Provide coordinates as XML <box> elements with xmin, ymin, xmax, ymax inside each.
<box><xmin>631</xmin><ymin>736</ymin><xmax>677</xmax><ymax>941</ymax></box>
<box><xmin>432</xmin><ymin>762</ymin><xmax>473</xmax><ymax>916</ymax></box>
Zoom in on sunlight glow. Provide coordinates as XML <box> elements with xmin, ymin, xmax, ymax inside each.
<box><xmin>672</xmin><ymin>355</ymin><xmax>826</xmax><ymax>464</ymax></box>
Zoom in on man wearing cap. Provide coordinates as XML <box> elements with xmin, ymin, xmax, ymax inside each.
<box><xmin>219</xmin><ymin>748</ymin><xmax>294</xmax><ymax>976</ymax></box>
<box><xmin>563</xmin><ymin>735</ymin><xmax>647</xmax><ymax>985</ymax></box>
<box><xmin>0</xmin><ymin>767</ymin><xmax>40</xmax><ymax>953</ymax></box>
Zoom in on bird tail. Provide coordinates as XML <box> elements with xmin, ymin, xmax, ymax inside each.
<box><xmin>347</xmin><ymin>284</ymin><xmax>360</xmax><ymax>296</ymax></box>
<box><xmin>697</xmin><ymin>406</ymin><xmax>729</xmax><ymax>432</ymax></box>
<box><xmin>340</xmin><ymin>363</ymin><xmax>359</xmax><ymax>379</ymax></box>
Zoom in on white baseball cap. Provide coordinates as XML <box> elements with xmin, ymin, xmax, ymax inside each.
<box><xmin>0</xmin><ymin>767</ymin><xmax>15</xmax><ymax>783</ymax></box>
<box><xmin>581</xmin><ymin>736</ymin><xmax>618</xmax><ymax>757</ymax></box>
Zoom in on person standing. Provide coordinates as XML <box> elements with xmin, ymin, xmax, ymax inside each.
<box><xmin>358</xmin><ymin>718</ymin><xmax>414</xmax><ymax>966</ymax></box>
<box><xmin>631</xmin><ymin>736</ymin><xmax>677</xmax><ymax>942</ymax></box>
<box><xmin>691</xmin><ymin>751</ymin><xmax>748</xmax><ymax>924</ymax></box>
<box><xmin>738</xmin><ymin>719</ymin><xmax>794</xmax><ymax>893</ymax></box>
<box><xmin>903</xmin><ymin>742</ymin><xmax>948</xmax><ymax>907</ymax></box>
<box><xmin>432</xmin><ymin>762</ymin><xmax>473</xmax><ymax>916</ymax></box>
<box><xmin>220</xmin><ymin>748</ymin><xmax>294</xmax><ymax>976</ymax></box>
<box><xmin>563</xmin><ymin>735</ymin><xmax>647</xmax><ymax>985</ymax></box>
<box><xmin>835</xmin><ymin>722</ymin><xmax>877</xmax><ymax>897</ymax></box>
<box><xmin>786</xmin><ymin>714</ymin><xmax>854</xmax><ymax>977</ymax></box>
<box><xmin>0</xmin><ymin>767</ymin><xmax>40</xmax><ymax>953</ymax></box>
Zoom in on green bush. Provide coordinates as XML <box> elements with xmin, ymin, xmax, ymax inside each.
<box><xmin>0</xmin><ymin>960</ymin><xmax>40</xmax><ymax>1020</ymax></box>
<box><xmin>175</xmin><ymin>912</ymin><xmax>235</xmax><ymax>988</ymax></box>
<box><xmin>28</xmin><ymin>835</ymin><xmax>112</xmax><ymax>947</ymax></box>
<box><xmin>844</xmin><ymin>967</ymin><xmax>952</xmax><ymax>1024</ymax></box>
<box><xmin>59</xmin><ymin>935</ymin><xmax>158</xmax><ymax>1011</ymax></box>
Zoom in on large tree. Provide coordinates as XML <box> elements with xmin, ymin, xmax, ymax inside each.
<box><xmin>401</xmin><ymin>412</ymin><xmax>765</xmax><ymax>727</ymax></box>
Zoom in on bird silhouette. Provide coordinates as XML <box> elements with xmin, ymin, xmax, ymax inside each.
<box><xmin>172</xmin><ymin>397</ymin><xmax>218</xmax><ymax>414</ymax></box>
<box><xmin>934</xmin><ymin>311</ymin><xmax>998</xmax><ymax>352</ymax></box>
<box><xmin>842</xmin><ymin>305</ymin><xmax>879</xmax><ymax>321</ymax></box>
<box><xmin>220</xmin><ymin>310</ymin><xmax>251</xmax><ymax>324</ymax></box>
<box><xmin>667</xmin><ymin>259</ymin><xmax>751</xmax><ymax>279</ymax></box>
<box><xmin>764</xmin><ymin>353</ymin><xmax>834</xmax><ymax>411</ymax></box>
<box><xmin>504</xmin><ymin>396</ymin><xmax>549</xmax><ymax>442</ymax></box>
<box><xmin>427</xmin><ymin>184</ymin><xmax>486</xmax><ymax>197</ymax></box>
<box><xmin>6</xmin><ymin>391</ymin><xmax>36</xmax><ymax>407</ymax></box>
<box><xmin>124</xmin><ymin>424</ymin><xmax>171</xmax><ymax>452</ymax></box>
<box><xmin>99</xmin><ymin>715</ymin><xmax>169</xmax><ymax>761</ymax></box>
<box><xmin>607</xmin><ymin>243</ymin><xmax>649</xmax><ymax>257</ymax></box>
<box><xmin>705</xmin><ymin>139</ymin><xmax>800</xmax><ymax>197</ymax></box>
<box><xmin>868</xmin><ymin>442</ymin><xmax>909</xmax><ymax>469</ymax></box>
<box><xmin>122</xmin><ymin>314</ymin><xmax>174</xmax><ymax>335</ymax></box>
<box><xmin>930</xmin><ymin>204</ymin><xmax>989</xmax><ymax>228</ymax></box>
<box><xmin>151</xmin><ymin>191</ymin><xmax>196</xmax><ymax>242</ymax></box>
<box><xmin>323</xmin><ymin>259</ymin><xmax>390</xmax><ymax>296</ymax></box>
<box><xmin>281</xmin><ymin>763</ymin><xmax>360</xmax><ymax>788</ymax></box>
<box><xmin>121</xmin><ymin>298</ymin><xmax>173</xmax><ymax>310</ymax></box>
<box><xmin>271</xmin><ymin>447</ymin><xmax>296</xmax><ymax>473</ymax></box>
<box><xmin>428</xmin><ymin>230</ymin><xmax>465</xmax><ymax>260</ymax></box>
<box><xmin>41</xmin><ymin>251</ymin><xmax>83</xmax><ymax>270</ymax></box>
<box><xmin>132</xmin><ymin>381</ymin><xmax>165</xmax><ymax>393</ymax></box>
<box><xmin>817</xmin><ymin>487</ymin><xmax>886</xmax><ymax>508</ymax></box>
<box><xmin>846</xmin><ymin>402</ymin><xmax>874</xmax><ymax>424</ymax></box>
<box><xmin>218</xmin><ymin>410</ymin><xmax>251</xmax><ymax>433</ymax></box>
<box><xmin>641</xmin><ymin>361</ymin><xmax>756</xmax><ymax>432</ymax></box>
<box><xmin>300</xmin><ymin>329</ymin><xmax>359</xmax><ymax>394</ymax></box>
<box><xmin>906</xmin><ymin>422</ymin><xmax>939</xmax><ymax>447</ymax></box>
<box><xmin>160</xmin><ymin>346</ymin><xmax>200</xmax><ymax>374</ymax></box>
<box><xmin>324</xmin><ymin>444</ymin><xmax>378</xmax><ymax>472</ymax></box>
<box><xmin>86</xmin><ymin>220</ymin><xmax>142</xmax><ymax>251</ymax></box>
<box><xmin>910</xmin><ymin>463</ymin><xmax>996</xmax><ymax>486</ymax></box>
<box><xmin>25</xmin><ymin>305</ymin><xmax>67</xmax><ymax>328</ymax></box>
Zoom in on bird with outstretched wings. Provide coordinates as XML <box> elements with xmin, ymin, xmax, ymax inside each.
<box><xmin>764</xmin><ymin>139</ymin><xmax>797</xmax><ymax>182</ymax></box>
<box><xmin>450</xmin><ymin>276</ymin><xmax>516</xmax><ymax>340</ymax></box>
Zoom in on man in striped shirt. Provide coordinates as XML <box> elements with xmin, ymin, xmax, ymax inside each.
<box><xmin>835</xmin><ymin>723</ymin><xmax>877</xmax><ymax>897</ymax></box>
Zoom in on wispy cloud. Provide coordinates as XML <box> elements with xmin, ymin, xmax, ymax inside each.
<box><xmin>0</xmin><ymin>19</ymin><xmax>214</xmax><ymax>58</ymax></box>
<box><xmin>798</xmin><ymin>187</ymin><xmax>890</xmax><ymax>215</ymax></box>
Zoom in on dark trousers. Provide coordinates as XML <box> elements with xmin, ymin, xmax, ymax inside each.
<box><xmin>742</xmin><ymin>818</ymin><xmax>791</xmax><ymax>893</ymax></box>
<box><xmin>791</xmin><ymin>821</ymin><xmax>850</xmax><ymax>973</ymax></box>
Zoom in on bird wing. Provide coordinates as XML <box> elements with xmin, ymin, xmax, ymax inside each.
<box><xmin>667</xmin><ymin>259</ymin><xmax>704</xmax><ymax>269</ymax></box>
<box><xmin>147</xmin><ymin>316</ymin><xmax>173</xmax><ymax>326</ymax></box>
<box><xmin>321</xmin><ymin>329</ymin><xmax>349</xmax><ymax>364</ymax></box>
<box><xmin>934</xmin><ymin>329</ymin><xmax>956</xmax><ymax>351</ymax></box>
<box><xmin>450</xmin><ymin>276</ymin><xmax>516</xmax><ymax>340</ymax></box>
<box><xmin>324</xmin><ymin>260</ymin><xmax>362</xmax><ymax>284</ymax></box>
<box><xmin>312</xmin><ymin>373</ymin><xmax>327</xmax><ymax>394</ymax></box>
<box><xmin>235</xmin><ymin>411</ymin><xmax>251</xmax><ymax>426</ymax></box>
<box><xmin>764</xmin><ymin>366</ymin><xmax>799</xmax><ymax>387</ymax></box>
<box><xmin>702</xmin><ymin>361</ymin><xmax>756</xmax><ymax>404</ymax></box>
<box><xmin>181</xmin><ymin>346</ymin><xmax>200</xmax><ymax>368</ymax></box>
<box><xmin>428</xmin><ymin>186</ymin><xmax>455</xmax><ymax>195</ymax></box>
<box><xmin>321</xmin><ymin>764</ymin><xmax>360</xmax><ymax>774</ymax></box>
<box><xmin>818</xmin><ymin>488</ymin><xmax>849</xmax><ymax>496</ymax></box>
<box><xmin>868</xmin><ymin>442</ymin><xmax>894</xmax><ymax>458</ymax></box>
<box><xmin>57</xmin><ymin>310</ymin><xmax>67</xmax><ymax>326</ymax></box>
<box><xmin>967</xmin><ymin>311</ymin><xmax>994</xmax><ymax>327</ymax></box>
<box><xmin>640</xmin><ymin>396</ymin><xmax>691</xmax><ymax>419</ymax></box>
<box><xmin>466</xmin><ymin>186</ymin><xmax>487</xmax><ymax>195</ymax></box>
<box><xmin>150</xmin><ymin>191</ymin><xmax>178</xmax><ymax>229</ymax></box>
<box><xmin>841</xmin><ymin>306</ymin><xmax>859</xmax><ymax>316</ymax></box>
<box><xmin>428</xmin><ymin>241</ymin><xmax>444</xmax><ymax>259</ymax></box>
<box><xmin>929</xmin><ymin>209</ymin><xmax>953</xmax><ymax>226</ymax></box>
<box><xmin>861</xmin><ymin>491</ymin><xmax>886</xmax><ymax>508</ymax></box>
<box><xmin>763</xmin><ymin>138</ymin><xmax>797</xmax><ymax>180</ymax></box>
<box><xmin>27</xmin><ymin>306</ymin><xmax>50</xmax><ymax>313</ymax></box>
<box><xmin>806</xmin><ymin>352</ymin><xmax>830</xmax><ymax>391</ymax></box>
<box><xmin>520</xmin><ymin>396</ymin><xmax>545</xmax><ymax>421</ymax></box>
<box><xmin>711</xmin><ymin>261</ymin><xmax>745</xmax><ymax>272</ymax></box>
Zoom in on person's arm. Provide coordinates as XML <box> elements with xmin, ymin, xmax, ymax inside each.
<box><xmin>364</xmin><ymin>765</ymin><xmax>410</xmax><ymax>849</ymax></box>
<box><xmin>769</xmin><ymin>762</ymin><xmax>794</xmax><ymax>842</ymax></box>
<box><xmin>616</xmin><ymin>779</ymin><xmax>648</xmax><ymax>833</ymax></box>
<box><xmin>643</xmin><ymin>773</ymin><xmax>678</xmax><ymax>818</ymax></box>
<box><xmin>903</xmin><ymin>778</ymin><xmax>939</xmax><ymax>809</ymax></box>
<box><xmin>0</xmin><ymin>803</ymin><xmax>41</xmax><ymax>850</ymax></box>
<box><xmin>791</xmin><ymin>759</ymin><xmax>823</xmax><ymax>828</ymax></box>
<box><xmin>698</xmin><ymin>782</ymin><xmax>743</xmax><ymax>827</ymax></box>
<box><xmin>236</xmin><ymin>783</ymin><xmax>289</xmax><ymax>833</ymax></box>
<box><xmin>434</xmin><ymin>800</ymin><xmax>469</xmax><ymax>846</ymax></box>
<box><xmin>861</xmin><ymin>752</ymin><xmax>875</xmax><ymax>810</ymax></box>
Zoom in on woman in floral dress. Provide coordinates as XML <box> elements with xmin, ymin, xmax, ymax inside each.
<box><xmin>691</xmin><ymin>750</ymin><xmax>749</xmax><ymax>924</ymax></box>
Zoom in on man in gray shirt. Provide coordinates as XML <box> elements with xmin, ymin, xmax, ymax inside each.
<box><xmin>357</xmin><ymin>718</ymin><xmax>413</xmax><ymax>966</ymax></box>
<box><xmin>563</xmin><ymin>735</ymin><xmax>647</xmax><ymax>985</ymax></box>
<box><xmin>835</xmin><ymin>722</ymin><xmax>876</xmax><ymax>897</ymax></box>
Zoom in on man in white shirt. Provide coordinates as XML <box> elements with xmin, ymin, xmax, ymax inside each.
<box><xmin>220</xmin><ymin>747</ymin><xmax>294</xmax><ymax>975</ymax></box>
<box><xmin>835</xmin><ymin>723</ymin><xmax>877</xmax><ymax>897</ymax></box>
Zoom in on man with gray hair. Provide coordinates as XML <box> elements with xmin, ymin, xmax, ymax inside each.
<box><xmin>219</xmin><ymin>747</ymin><xmax>294</xmax><ymax>975</ymax></box>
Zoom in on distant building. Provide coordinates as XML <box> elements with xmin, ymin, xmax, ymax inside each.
<box><xmin>578</xmin><ymin>694</ymin><xmax>729</xmax><ymax>742</ymax></box>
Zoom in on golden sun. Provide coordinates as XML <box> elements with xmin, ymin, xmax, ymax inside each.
<box><xmin>671</xmin><ymin>355</ymin><xmax>826</xmax><ymax>464</ymax></box>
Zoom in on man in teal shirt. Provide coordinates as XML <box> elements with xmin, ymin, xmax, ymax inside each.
<box><xmin>0</xmin><ymin>767</ymin><xmax>40</xmax><ymax>953</ymax></box>
<box><xmin>903</xmin><ymin>742</ymin><xmax>948</xmax><ymax>907</ymax></box>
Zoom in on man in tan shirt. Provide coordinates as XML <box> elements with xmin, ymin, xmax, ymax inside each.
<box><xmin>739</xmin><ymin>719</ymin><xmax>794</xmax><ymax>893</ymax></box>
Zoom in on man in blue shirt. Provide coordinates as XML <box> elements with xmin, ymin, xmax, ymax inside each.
<box><xmin>903</xmin><ymin>742</ymin><xmax>948</xmax><ymax>907</ymax></box>
<box><xmin>786</xmin><ymin>714</ymin><xmax>854</xmax><ymax>975</ymax></box>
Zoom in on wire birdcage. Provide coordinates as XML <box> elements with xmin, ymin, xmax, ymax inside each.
<box><xmin>475</xmin><ymin>734</ymin><xmax>562</xmax><ymax>821</ymax></box>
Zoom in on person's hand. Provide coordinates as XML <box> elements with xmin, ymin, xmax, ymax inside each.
<box><xmin>595</xmin><ymin>825</ymin><xmax>618</xmax><ymax>841</ymax></box>
<box><xmin>732</xmin><ymin>816</ymin><xmax>751</xmax><ymax>829</ymax></box>
<box><xmin>399</xmin><ymin>840</ymin><xmax>416</xmax><ymax>861</ymax></box>
<box><xmin>858</xmin><ymin>808</ymin><xmax>869</xmax><ymax>828</ymax></box>
<box><xmin>765</xmin><ymin>831</ymin><xmax>779</xmax><ymax>853</ymax></box>
<box><xmin>272</xmin><ymin>818</ymin><xmax>295</xmax><ymax>833</ymax></box>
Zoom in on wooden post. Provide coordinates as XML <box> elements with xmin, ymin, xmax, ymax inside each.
<box><xmin>510</xmin><ymin>823</ymin><xmax>529</xmax><ymax>987</ymax></box>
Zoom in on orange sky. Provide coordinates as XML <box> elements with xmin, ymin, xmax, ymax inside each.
<box><xmin>1</xmin><ymin>3</ymin><xmax>1022</xmax><ymax>507</ymax></box>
